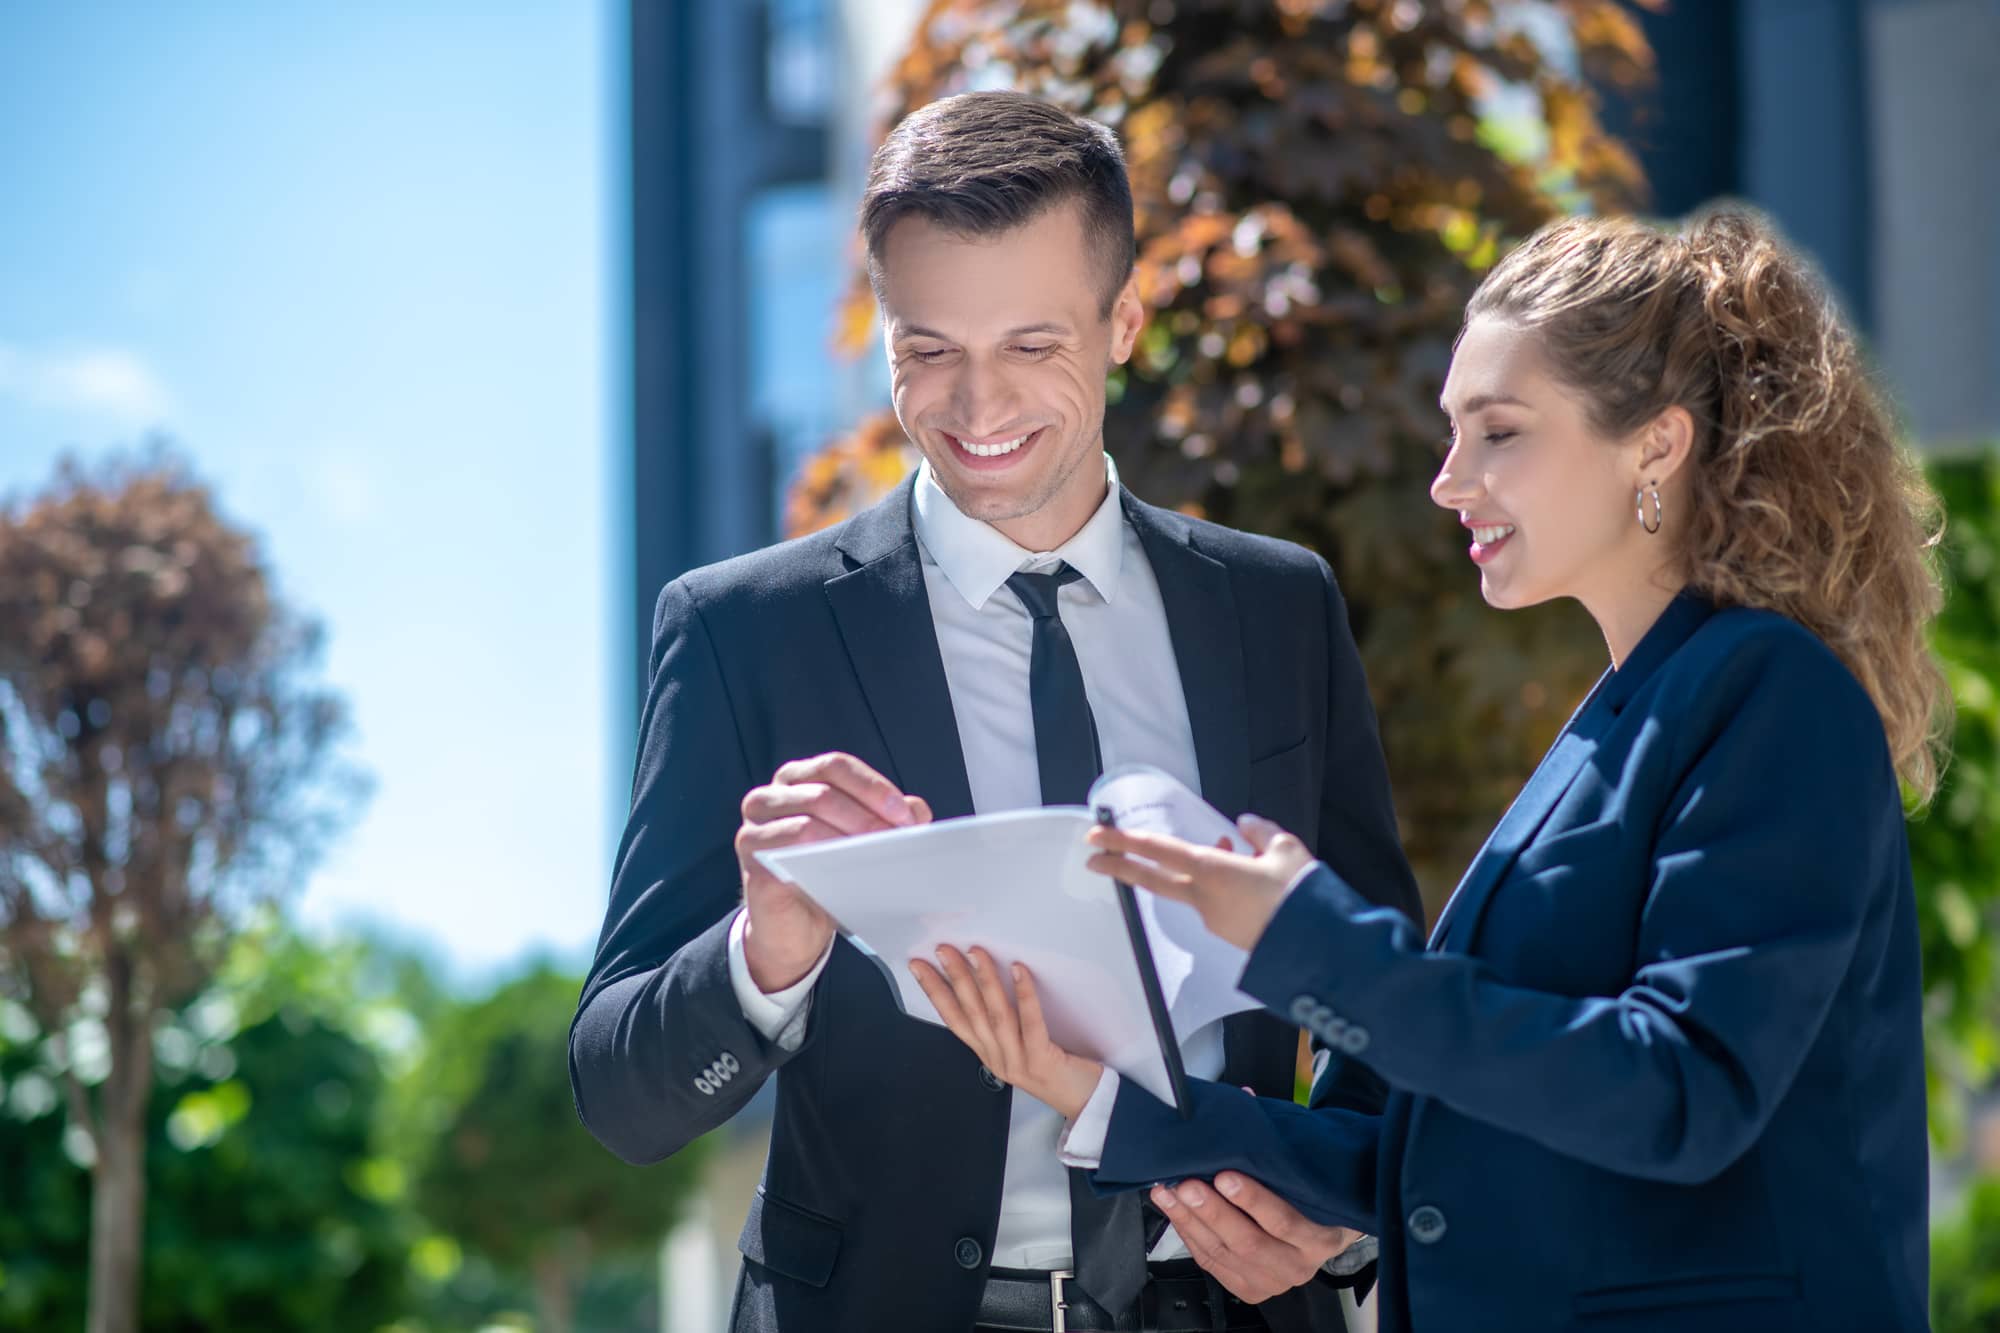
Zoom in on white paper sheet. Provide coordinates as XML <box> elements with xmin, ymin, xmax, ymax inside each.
<box><xmin>755</xmin><ymin>767</ymin><xmax>1258</xmax><ymax>1106</ymax></box>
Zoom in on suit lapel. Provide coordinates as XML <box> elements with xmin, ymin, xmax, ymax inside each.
<box><xmin>1428</xmin><ymin>718</ymin><xmax>1598</xmax><ymax>954</ymax></box>
<box><xmin>1122</xmin><ymin>495</ymin><xmax>1291</xmax><ymax>1091</ymax></box>
<box><xmin>823</xmin><ymin>478</ymin><xmax>977</xmax><ymax>821</ymax></box>
<box><xmin>1427</xmin><ymin>591</ymin><xmax>1717</xmax><ymax>953</ymax></box>
<box><xmin>1123</xmin><ymin>493</ymin><xmax>1251</xmax><ymax>821</ymax></box>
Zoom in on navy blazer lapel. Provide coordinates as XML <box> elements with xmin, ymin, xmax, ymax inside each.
<box><xmin>1426</xmin><ymin>592</ymin><xmax>1718</xmax><ymax>953</ymax></box>
<box><xmin>824</xmin><ymin>477</ymin><xmax>977</xmax><ymax>821</ymax></box>
<box><xmin>1427</xmin><ymin>710</ymin><xmax>1600</xmax><ymax>954</ymax></box>
<box><xmin>1122</xmin><ymin>492</ymin><xmax>1252</xmax><ymax>820</ymax></box>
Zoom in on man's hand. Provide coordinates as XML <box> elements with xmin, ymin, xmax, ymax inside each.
<box><xmin>909</xmin><ymin>947</ymin><xmax>1104</xmax><ymax>1120</ymax></box>
<box><xmin>1152</xmin><ymin>1171</ymin><xmax>1363</xmax><ymax>1304</ymax></box>
<box><xmin>736</xmin><ymin>752</ymin><xmax>930</xmax><ymax>991</ymax></box>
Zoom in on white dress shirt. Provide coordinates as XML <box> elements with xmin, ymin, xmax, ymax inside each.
<box><xmin>727</xmin><ymin>455</ymin><xmax>1227</xmax><ymax>1268</ymax></box>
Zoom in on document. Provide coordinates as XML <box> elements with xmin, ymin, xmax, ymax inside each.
<box><xmin>755</xmin><ymin>766</ymin><xmax>1258</xmax><ymax>1108</ymax></box>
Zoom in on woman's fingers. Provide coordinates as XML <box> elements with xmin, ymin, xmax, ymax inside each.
<box><xmin>1152</xmin><ymin>1185</ymin><xmax>1257</xmax><ymax>1295</ymax></box>
<box><xmin>1085</xmin><ymin>824</ymin><xmax>1216</xmax><ymax>873</ymax></box>
<box><xmin>1086</xmin><ymin>851</ymin><xmax>1198</xmax><ymax>903</ymax></box>
<box><xmin>1236</xmin><ymin>812</ymin><xmax>1279</xmax><ymax>852</ymax></box>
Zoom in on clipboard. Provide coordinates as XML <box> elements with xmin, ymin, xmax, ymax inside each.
<box><xmin>1097</xmin><ymin>803</ymin><xmax>1194</xmax><ymax>1120</ymax></box>
<box><xmin>756</xmin><ymin>766</ymin><xmax>1258</xmax><ymax>1111</ymax></box>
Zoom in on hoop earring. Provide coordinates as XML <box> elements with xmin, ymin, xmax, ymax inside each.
<box><xmin>1636</xmin><ymin>485</ymin><xmax>1663</xmax><ymax>535</ymax></box>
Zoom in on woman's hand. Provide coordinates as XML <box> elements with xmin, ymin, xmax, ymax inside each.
<box><xmin>1153</xmin><ymin>1172</ymin><xmax>1367</xmax><ymax>1303</ymax></box>
<box><xmin>909</xmin><ymin>946</ymin><xmax>1104</xmax><ymax>1120</ymax></box>
<box><xmin>1085</xmin><ymin>814</ymin><xmax>1314</xmax><ymax>952</ymax></box>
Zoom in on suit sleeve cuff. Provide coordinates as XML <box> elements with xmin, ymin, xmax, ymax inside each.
<box><xmin>727</xmin><ymin>908</ymin><xmax>831</xmax><ymax>1052</ymax></box>
<box><xmin>1056</xmin><ymin>1069</ymin><xmax>1122</xmax><ymax>1168</ymax></box>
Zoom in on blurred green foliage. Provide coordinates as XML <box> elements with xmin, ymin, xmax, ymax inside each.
<box><xmin>1934</xmin><ymin>1174</ymin><xmax>2000</xmax><ymax>1332</ymax></box>
<box><xmin>0</xmin><ymin>918</ymin><xmax>701</xmax><ymax>1332</ymax></box>
<box><xmin>1913</xmin><ymin>450</ymin><xmax>2000</xmax><ymax>1133</ymax></box>
<box><xmin>410</xmin><ymin>965</ymin><xmax>703</xmax><ymax>1333</ymax></box>
<box><xmin>0</xmin><ymin>992</ymin><xmax>408</xmax><ymax>1330</ymax></box>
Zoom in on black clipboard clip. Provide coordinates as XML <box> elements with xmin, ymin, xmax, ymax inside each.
<box><xmin>1096</xmin><ymin>804</ymin><xmax>1194</xmax><ymax>1121</ymax></box>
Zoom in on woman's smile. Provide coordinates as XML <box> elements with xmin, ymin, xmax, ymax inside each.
<box><xmin>1464</xmin><ymin>518</ymin><xmax>1517</xmax><ymax>564</ymax></box>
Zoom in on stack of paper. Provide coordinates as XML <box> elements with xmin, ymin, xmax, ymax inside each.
<box><xmin>756</xmin><ymin>766</ymin><xmax>1256</xmax><ymax>1105</ymax></box>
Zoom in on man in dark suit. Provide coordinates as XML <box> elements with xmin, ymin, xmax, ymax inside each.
<box><xmin>569</xmin><ymin>90</ymin><xmax>1421</xmax><ymax>1332</ymax></box>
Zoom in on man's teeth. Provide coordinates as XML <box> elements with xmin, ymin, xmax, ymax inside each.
<box><xmin>958</xmin><ymin>432</ymin><xmax>1031</xmax><ymax>458</ymax></box>
<box><xmin>1472</xmin><ymin>524</ymin><xmax>1516</xmax><ymax>545</ymax></box>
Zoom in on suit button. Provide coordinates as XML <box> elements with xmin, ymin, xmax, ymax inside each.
<box><xmin>1408</xmin><ymin>1205</ymin><xmax>1447</xmax><ymax>1245</ymax></box>
<box><xmin>979</xmin><ymin>1065</ymin><xmax>1006</xmax><ymax>1092</ymax></box>
<box><xmin>954</xmin><ymin>1237</ymin><xmax>983</xmax><ymax>1269</ymax></box>
<box><xmin>1340</xmin><ymin>1026</ymin><xmax>1370</xmax><ymax>1055</ymax></box>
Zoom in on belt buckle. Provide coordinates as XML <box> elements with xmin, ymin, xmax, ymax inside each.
<box><xmin>1049</xmin><ymin>1268</ymin><xmax>1073</xmax><ymax>1333</ymax></box>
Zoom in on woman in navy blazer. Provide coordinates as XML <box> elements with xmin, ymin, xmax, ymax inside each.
<box><xmin>916</xmin><ymin>208</ymin><xmax>1948</xmax><ymax>1331</ymax></box>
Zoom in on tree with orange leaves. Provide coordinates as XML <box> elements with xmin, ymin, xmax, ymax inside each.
<box><xmin>789</xmin><ymin>0</ymin><xmax>1660</xmax><ymax>905</ymax></box>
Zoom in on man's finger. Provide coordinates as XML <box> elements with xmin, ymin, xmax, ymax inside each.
<box><xmin>910</xmin><ymin>959</ymin><xmax>984</xmax><ymax>1060</ymax></box>
<box><xmin>1013</xmin><ymin>964</ymin><xmax>1054</xmax><ymax>1049</ymax></box>
<box><xmin>743</xmin><ymin>781</ymin><xmax>898</xmax><ymax>837</ymax></box>
<box><xmin>934</xmin><ymin>946</ymin><xmax>1003</xmax><ymax>1061</ymax></box>
<box><xmin>737</xmin><ymin>813</ymin><xmax>848</xmax><ymax>863</ymax></box>
<box><xmin>774</xmin><ymin>753</ymin><xmax>913</xmax><ymax>825</ymax></box>
<box><xmin>966</xmin><ymin>949</ymin><xmax>1025</xmax><ymax>1069</ymax></box>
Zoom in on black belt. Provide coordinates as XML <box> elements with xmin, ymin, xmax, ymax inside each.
<box><xmin>975</xmin><ymin>1261</ymin><xmax>1268</xmax><ymax>1332</ymax></box>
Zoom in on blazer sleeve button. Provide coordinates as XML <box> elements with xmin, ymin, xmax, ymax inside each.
<box><xmin>979</xmin><ymin>1065</ymin><xmax>1007</xmax><ymax>1092</ymax></box>
<box><xmin>1408</xmin><ymin>1205</ymin><xmax>1447</xmax><ymax>1245</ymax></box>
<box><xmin>954</xmin><ymin>1237</ymin><xmax>984</xmax><ymax>1269</ymax></box>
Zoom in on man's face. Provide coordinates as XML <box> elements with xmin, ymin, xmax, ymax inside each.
<box><xmin>876</xmin><ymin>200</ymin><xmax>1142</xmax><ymax>544</ymax></box>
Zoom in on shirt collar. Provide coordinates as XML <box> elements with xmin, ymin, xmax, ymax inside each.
<box><xmin>913</xmin><ymin>454</ymin><xmax>1126</xmax><ymax>610</ymax></box>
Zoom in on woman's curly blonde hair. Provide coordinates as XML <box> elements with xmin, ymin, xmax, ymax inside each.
<box><xmin>1466</xmin><ymin>205</ymin><xmax>1950</xmax><ymax>802</ymax></box>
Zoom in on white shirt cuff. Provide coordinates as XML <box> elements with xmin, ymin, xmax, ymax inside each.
<box><xmin>1056</xmin><ymin>1068</ymin><xmax>1122</xmax><ymax>1169</ymax></box>
<box><xmin>726</xmin><ymin>907</ymin><xmax>832</xmax><ymax>1052</ymax></box>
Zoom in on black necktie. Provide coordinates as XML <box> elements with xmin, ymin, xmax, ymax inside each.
<box><xmin>1006</xmin><ymin>564</ymin><xmax>1148</xmax><ymax>1318</ymax></box>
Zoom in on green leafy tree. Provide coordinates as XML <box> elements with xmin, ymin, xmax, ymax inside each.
<box><xmin>788</xmin><ymin>0</ymin><xmax>1658</xmax><ymax>905</ymax></box>
<box><xmin>1934</xmin><ymin>1174</ymin><xmax>2000</xmax><ymax>1332</ymax></box>
<box><xmin>409</xmin><ymin>964</ymin><xmax>704</xmax><ymax>1333</ymax></box>
<box><xmin>0</xmin><ymin>979</ymin><xmax>409</xmax><ymax>1330</ymax></box>
<box><xmin>0</xmin><ymin>450</ymin><xmax>367</xmax><ymax>1333</ymax></box>
<box><xmin>1913</xmin><ymin>450</ymin><xmax>2000</xmax><ymax>1129</ymax></box>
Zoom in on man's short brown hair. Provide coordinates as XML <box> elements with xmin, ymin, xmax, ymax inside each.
<box><xmin>860</xmin><ymin>91</ymin><xmax>1137</xmax><ymax>317</ymax></box>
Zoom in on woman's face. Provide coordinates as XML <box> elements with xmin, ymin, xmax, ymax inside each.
<box><xmin>1432</xmin><ymin>317</ymin><xmax>1661</xmax><ymax>614</ymax></box>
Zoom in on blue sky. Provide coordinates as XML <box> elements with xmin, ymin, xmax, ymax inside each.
<box><xmin>0</xmin><ymin>4</ymin><xmax>617</xmax><ymax>983</ymax></box>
